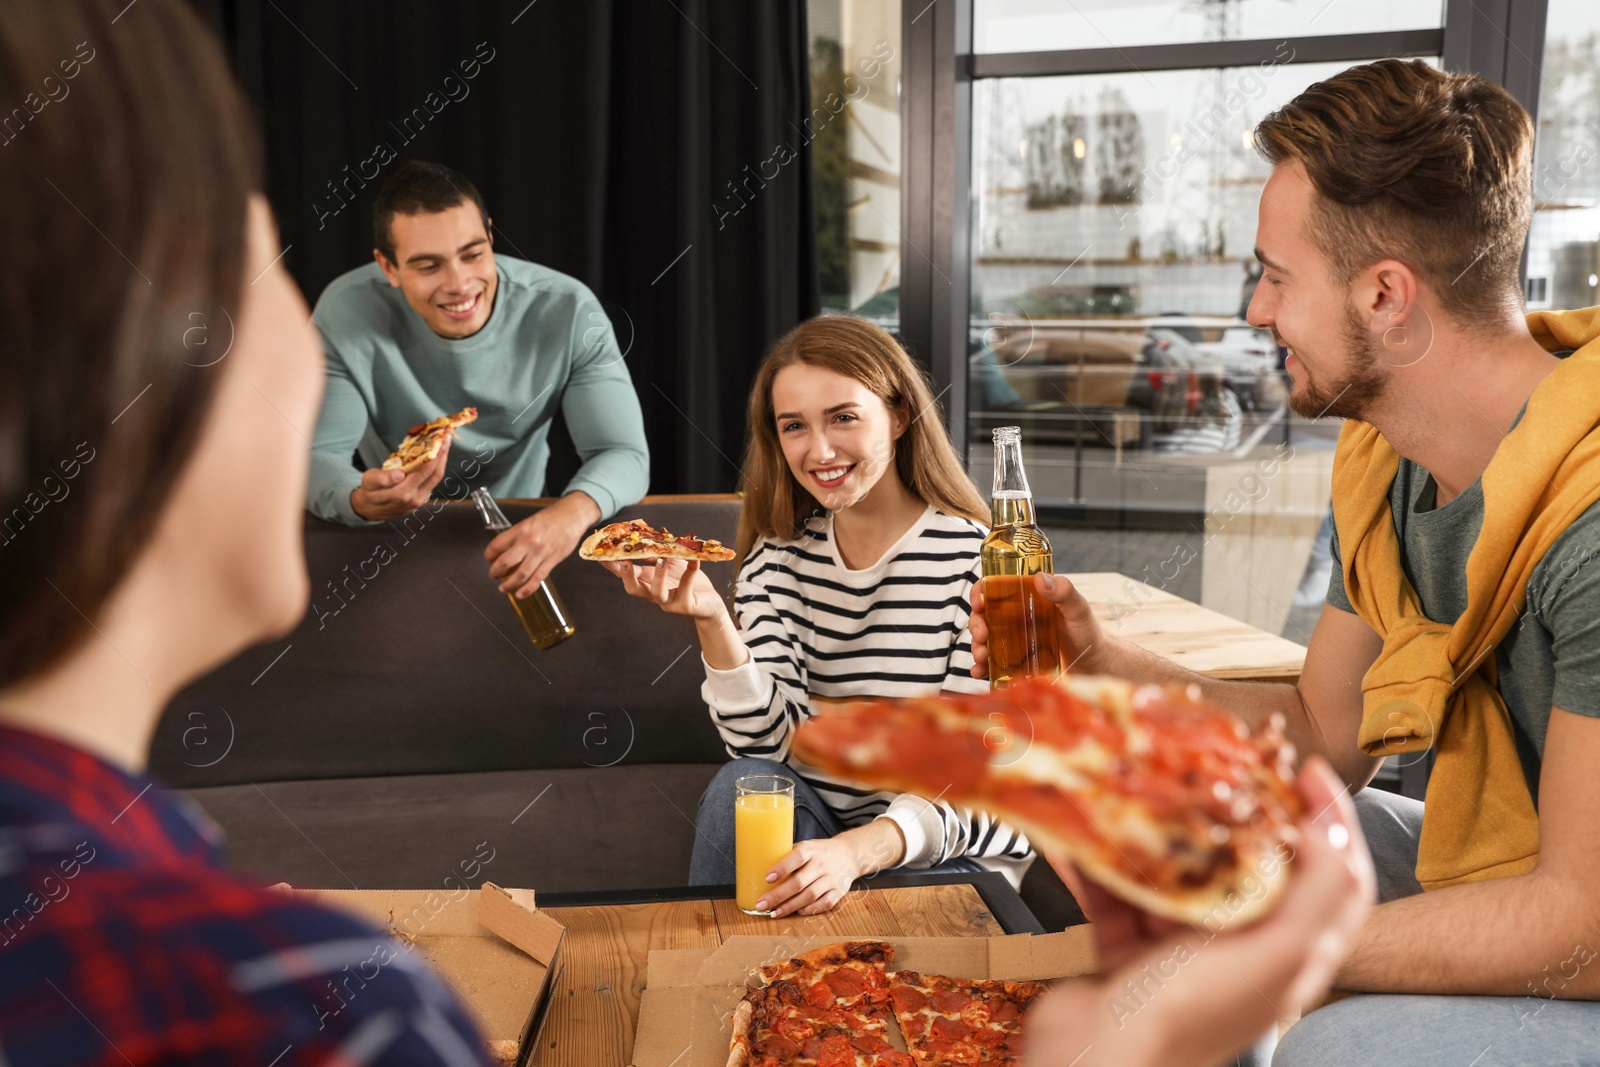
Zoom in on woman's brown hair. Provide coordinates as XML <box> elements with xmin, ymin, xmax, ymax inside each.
<box><xmin>1254</xmin><ymin>59</ymin><xmax>1533</xmax><ymax>329</ymax></box>
<box><xmin>0</xmin><ymin>0</ymin><xmax>263</xmax><ymax>687</ymax></box>
<box><xmin>735</xmin><ymin>316</ymin><xmax>987</xmax><ymax>562</ymax></box>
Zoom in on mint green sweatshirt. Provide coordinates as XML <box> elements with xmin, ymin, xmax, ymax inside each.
<box><xmin>306</xmin><ymin>256</ymin><xmax>649</xmax><ymax>525</ymax></box>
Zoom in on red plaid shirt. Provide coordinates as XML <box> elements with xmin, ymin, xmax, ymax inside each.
<box><xmin>0</xmin><ymin>723</ymin><xmax>491</xmax><ymax>1066</ymax></box>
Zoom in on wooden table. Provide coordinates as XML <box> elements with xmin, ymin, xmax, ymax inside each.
<box><xmin>532</xmin><ymin>880</ymin><xmax>1010</xmax><ymax>1067</ymax></box>
<box><xmin>1067</xmin><ymin>571</ymin><xmax>1308</xmax><ymax>684</ymax></box>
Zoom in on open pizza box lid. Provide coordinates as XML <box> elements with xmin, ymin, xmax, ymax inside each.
<box><xmin>633</xmin><ymin>927</ymin><xmax>1097</xmax><ymax>1067</ymax></box>
<box><xmin>292</xmin><ymin>882</ymin><xmax>564</xmax><ymax>1065</ymax></box>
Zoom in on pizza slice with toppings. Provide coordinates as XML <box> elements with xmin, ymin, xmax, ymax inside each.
<box><xmin>886</xmin><ymin>971</ymin><xmax>1047</xmax><ymax>1066</ymax></box>
<box><xmin>790</xmin><ymin>675</ymin><xmax>1303</xmax><ymax>925</ymax></box>
<box><xmin>579</xmin><ymin>518</ymin><xmax>736</xmax><ymax>562</ymax></box>
<box><xmin>381</xmin><ymin>406</ymin><xmax>478</xmax><ymax>473</ymax></box>
<box><xmin>728</xmin><ymin>941</ymin><xmax>911</xmax><ymax>1067</ymax></box>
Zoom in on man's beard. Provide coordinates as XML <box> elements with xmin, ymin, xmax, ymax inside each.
<box><xmin>1286</xmin><ymin>304</ymin><xmax>1390</xmax><ymax>420</ymax></box>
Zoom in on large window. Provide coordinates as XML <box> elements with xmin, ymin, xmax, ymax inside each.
<box><xmin>952</xmin><ymin>3</ymin><xmax>1462</xmax><ymax>644</ymax></box>
<box><xmin>808</xmin><ymin>0</ymin><xmax>903</xmax><ymax>318</ymax></box>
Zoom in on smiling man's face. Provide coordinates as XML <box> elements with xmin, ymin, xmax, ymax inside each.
<box><xmin>375</xmin><ymin>201</ymin><xmax>497</xmax><ymax>339</ymax></box>
<box><xmin>1247</xmin><ymin>161</ymin><xmax>1390</xmax><ymax>421</ymax></box>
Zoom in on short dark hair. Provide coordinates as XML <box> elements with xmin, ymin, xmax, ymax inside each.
<box><xmin>1254</xmin><ymin>59</ymin><xmax>1533</xmax><ymax>328</ymax></box>
<box><xmin>0</xmin><ymin>0</ymin><xmax>262</xmax><ymax>687</ymax></box>
<box><xmin>372</xmin><ymin>161</ymin><xmax>490</xmax><ymax>262</ymax></box>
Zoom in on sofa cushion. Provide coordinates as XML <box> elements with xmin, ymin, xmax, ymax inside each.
<box><xmin>181</xmin><ymin>763</ymin><xmax>722</xmax><ymax>892</ymax></box>
<box><xmin>151</xmin><ymin>499</ymin><xmax>741</xmax><ymax>788</ymax></box>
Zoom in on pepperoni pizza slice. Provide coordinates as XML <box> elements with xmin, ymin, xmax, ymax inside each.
<box><xmin>728</xmin><ymin>940</ymin><xmax>911</xmax><ymax>1067</ymax></box>
<box><xmin>579</xmin><ymin>518</ymin><xmax>736</xmax><ymax>562</ymax></box>
<box><xmin>886</xmin><ymin>970</ymin><xmax>1048</xmax><ymax>1066</ymax></box>
<box><xmin>381</xmin><ymin>406</ymin><xmax>478</xmax><ymax>472</ymax></box>
<box><xmin>790</xmin><ymin>675</ymin><xmax>1303</xmax><ymax>925</ymax></box>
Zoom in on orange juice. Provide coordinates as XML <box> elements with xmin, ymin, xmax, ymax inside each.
<box><xmin>735</xmin><ymin>788</ymin><xmax>795</xmax><ymax>913</ymax></box>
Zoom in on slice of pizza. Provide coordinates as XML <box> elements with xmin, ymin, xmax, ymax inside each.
<box><xmin>381</xmin><ymin>406</ymin><xmax>479</xmax><ymax>473</ymax></box>
<box><xmin>728</xmin><ymin>941</ymin><xmax>910</xmax><ymax>1067</ymax></box>
<box><xmin>485</xmin><ymin>1039</ymin><xmax>519</xmax><ymax>1066</ymax></box>
<box><xmin>579</xmin><ymin>518</ymin><xmax>736</xmax><ymax>562</ymax></box>
<box><xmin>790</xmin><ymin>675</ymin><xmax>1303</xmax><ymax>925</ymax></box>
<box><xmin>886</xmin><ymin>970</ymin><xmax>1047</xmax><ymax>1066</ymax></box>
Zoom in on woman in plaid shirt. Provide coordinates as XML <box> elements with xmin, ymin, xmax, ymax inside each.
<box><xmin>0</xmin><ymin>1</ymin><xmax>489</xmax><ymax>1063</ymax></box>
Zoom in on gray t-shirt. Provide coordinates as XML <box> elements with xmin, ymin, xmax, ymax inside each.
<box><xmin>1327</xmin><ymin>436</ymin><xmax>1600</xmax><ymax>800</ymax></box>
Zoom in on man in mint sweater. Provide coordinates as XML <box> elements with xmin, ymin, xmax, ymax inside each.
<box><xmin>306</xmin><ymin>162</ymin><xmax>648</xmax><ymax>597</ymax></box>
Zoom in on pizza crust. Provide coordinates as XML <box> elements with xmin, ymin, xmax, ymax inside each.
<box><xmin>724</xmin><ymin>998</ymin><xmax>754</xmax><ymax>1067</ymax></box>
<box><xmin>757</xmin><ymin>939</ymin><xmax>893</xmax><ymax>985</ymax></box>
<box><xmin>996</xmin><ymin>811</ymin><xmax>1290</xmax><ymax>926</ymax></box>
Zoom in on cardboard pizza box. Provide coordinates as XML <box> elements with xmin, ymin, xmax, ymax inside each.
<box><xmin>633</xmin><ymin>927</ymin><xmax>1097</xmax><ymax>1067</ymax></box>
<box><xmin>292</xmin><ymin>882</ymin><xmax>564</xmax><ymax>1066</ymax></box>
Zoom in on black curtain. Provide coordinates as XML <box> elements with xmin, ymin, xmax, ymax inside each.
<box><xmin>192</xmin><ymin>0</ymin><xmax>818</xmax><ymax>494</ymax></box>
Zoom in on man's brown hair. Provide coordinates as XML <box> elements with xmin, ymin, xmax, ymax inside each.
<box><xmin>1254</xmin><ymin>59</ymin><xmax>1533</xmax><ymax>327</ymax></box>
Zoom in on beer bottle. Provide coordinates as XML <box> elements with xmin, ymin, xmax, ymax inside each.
<box><xmin>471</xmin><ymin>487</ymin><xmax>576</xmax><ymax>650</ymax></box>
<box><xmin>980</xmin><ymin>426</ymin><xmax>1061</xmax><ymax>687</ymax></box>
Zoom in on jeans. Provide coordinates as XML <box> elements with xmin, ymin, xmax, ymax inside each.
<box><xmin>1271</xmin><ymin>786</ymin><xmax>1600</xmax><ymax>1066</ymax></box>
<box><xmin>687</xmin><ymin>757</ymin><xmax>985</xmax><ymax>886</ymax></box>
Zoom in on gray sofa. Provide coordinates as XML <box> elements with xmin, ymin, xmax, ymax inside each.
<box><xmin>151</xmin><ymin>498</ymin><xmax>1083</xmax><ymax>928</ymax></box>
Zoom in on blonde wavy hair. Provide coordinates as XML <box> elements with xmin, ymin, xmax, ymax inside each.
<box><xmin>735</xmin><ymin>315</ymin><xmax>987</xmax><ymax>563</ymax></box>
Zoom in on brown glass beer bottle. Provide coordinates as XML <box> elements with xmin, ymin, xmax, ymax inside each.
<box><xmin>980</xmin><ymin>426</ymin><xmax>1061</xmax><ymax>687</ymax></box>
<box><xmin>470</xmin><ymin>487</ymin><xmax>576</xmax><ymax>650</ymax></box>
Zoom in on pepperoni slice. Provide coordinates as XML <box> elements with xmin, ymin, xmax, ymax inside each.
<box><xmin>932</xmin><ymin>1015</ymin><xmax>970</xmax><ymax>1040</ymax></box>
<box><xmin>757</xmin><ymin>1036</ymin><xmax>801</xmax><ymax>1059</ymax></box>
<box><xmin>960</xmin><ymin>1000</ymin><xmax>993</xmax><ymax>1029</ymax></box>
<box><xmin>929</xmin><ymin>989</ymin><xmax>971</xmax><ymax>1014</ymax></box>
<box><xmin>824</xmin><ymin>967</ymin><xmax>868</xmax><ymax>999</ymax></box>
<box><xmin>889</xmin><ymin>985</ymin><xmax>928</xmax><ymax>1013</ymax></box>
<box><xmin>816</xmin><ymin>1034</ymin><xmax>856</xmax><ymax>1067</ymax></box>
<box><xmin>850</xmin><ymin>1032</ymin><xmax>891</xmax><ymax>1053</ymax></box>
<box><xmin>802</xmin><ymin>981</ymin><xmax>834</xmax><ymax>1008</ymax></box>
<box><xmin>989</xmin><ymin>998</ymin><xmax>1020</xmax><ymax>1024</ymax></box>
<box><xmin>971</xmin><ymin>1027</ymin><xmax>1006</xmax><ymax>1046</ymax></box>
<box><xmin>943</xmin><ymin>1043</ymin><xmax>983</xmax><ymax>1065</ymax></box>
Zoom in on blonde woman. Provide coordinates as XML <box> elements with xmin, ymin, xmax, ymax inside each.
<box><xmin>607</xmin><ymin>316</ymin><xmax>1032</xmax><ymax>916</ymax></box>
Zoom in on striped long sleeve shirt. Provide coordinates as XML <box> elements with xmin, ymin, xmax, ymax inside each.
<box><xmin>701</xmin><ymin>506</ymin><xmax>1035</xmax><ymax>888</ymax></box>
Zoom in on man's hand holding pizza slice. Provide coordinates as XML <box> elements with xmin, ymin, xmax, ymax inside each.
<box><xmin>350</xmin><ymin>433</ymin><xmax>453</xmax><ymax>521</ymax></box>
<box><xmin>350</xmin><ymin>405</ymin><xmax>476</xmax><ymax>522</ymax></box>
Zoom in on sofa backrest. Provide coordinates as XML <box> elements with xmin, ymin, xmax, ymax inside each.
<box><xmin>150</xmin><ymin>497</ymin><xmax>741</xmax><ymax>787</ymax></box>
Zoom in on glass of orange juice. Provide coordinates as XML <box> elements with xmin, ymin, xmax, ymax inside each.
<box><xmin>735</xmin><ymin>773</ymin><xmax>795</xmax><ymax>915</ymax></box>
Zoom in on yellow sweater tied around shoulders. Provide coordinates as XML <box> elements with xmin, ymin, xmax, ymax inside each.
<box><xmin>1335</xmin><ymin>306</ymin><xmax>1600</xmax><ymax>890</ymax></box>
